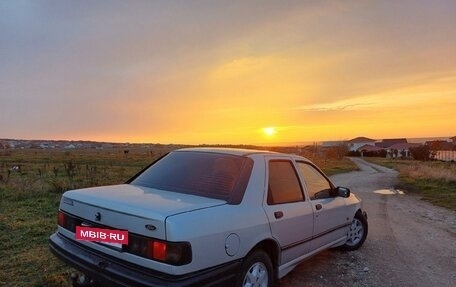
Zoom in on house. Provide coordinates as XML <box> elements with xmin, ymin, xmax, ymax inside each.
<box><xmin>39</xmin><ymin>143</ymin><xmax>47</xmax><ymax>149</ymax></box>
<box><xmin>8</xmin><ymin>140</ymin><xmax>18</xmax><ymax>149</ymax></box>
<box><xmin>357</xmin><ymin>144</ymin><xmax>385</xmax><ymax>157</ymax></box>
<box><xmin>374</xmin><ymin>138</ymin><xmax>412</xmax><ymax>158</ymax></box>
<box><xmin>426</xmin><ymin>140</ymin><xmax>454</xmax><ymax>151</ymax></box>
<box><xmin>426</xmin><ymin>139</ymin><xmax>456</xmax><ymax>161</ymax></box>
<box><xmin>386</xmin><ymin>143</ymin><xmax>421</xmax><ymax>158</ymax></box>
<box><xmin>451</xmin><ymin>136</ymin><xmax>456</xmax><ymax>145</ymax></box>
<box><xmin>347</xmin><ymin>137</ymin><xmax>376</xmax><ymax>152</ymax></box>
<box><xmin>64</xmin><ymin>144</ymin><xmax>76</xmax><ymax>149</ymax></box>
<box><xmin>375</xmin><ymin>138</ymin><xmax>408</xmax><ymax>148</ymax></box>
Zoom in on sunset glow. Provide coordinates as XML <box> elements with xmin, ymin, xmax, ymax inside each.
<box><xmin>0</xmin><ymin>1</ymin><xmax>455</xmax><ymax>145</ymax></box>
<box><xmin>263</xmin><ymin>127</ymin><xmax>277</xmax><ymax>137</ymax></box>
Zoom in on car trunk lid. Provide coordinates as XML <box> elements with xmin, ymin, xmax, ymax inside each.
<box><xmin>60</xmin><ymin>184</ymin><xmax>226</xmax><ymax>239</ymax></box>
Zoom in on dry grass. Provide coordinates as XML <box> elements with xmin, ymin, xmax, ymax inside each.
<box><xmin>365</xmin><ymin>157</ymin><xmax>456</xmax><ymax>210</ymax></box>
<box><xmin>396</xmin><ymin>162</ymin><xmax>456</xmax><ymax>182</ymax></box>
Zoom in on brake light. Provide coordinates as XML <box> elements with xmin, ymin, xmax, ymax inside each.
<box><xmin>58</xmin><ymin>210</ymin><xmax>66</xmax><ymax>227</ymax></box>
<box><xmin>152</xmin><ymin>241</ymin><xmax>167</xmax><ymax>261</ymax></box>
<box><xmin>57</xmin><ymin>210</ymin><xmax>78</xmax><ymax>232</ymax></box>
<box><xmin>127</xmin><ymin>235</ymin><xmax>192</xmax><ymax>265</ymax></box>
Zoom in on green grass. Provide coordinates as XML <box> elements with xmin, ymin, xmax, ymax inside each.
<box><xmin>0</xmin><ymin>147</ymin><xmax>170</xmax><ymax>286</ymax></box>
<box><xmin>319</xmin><ymin>157</ymin><xmax>359</xmax><ymax>176</ymax></box>
<box><xmin>0</xmin><ymin>186</ymin><xmax>71</xmax><ymax>286</ymax></box>
<box><xmin>398</xmin><ymin>176</ymin><xmax>456</xmax><ymax>210</ymax></box>
<box><xmin>363</xmin><ymin>157</ymin><xmax>396</xmax><ymax>169</ymax></box>
<box><xmin>0</xmin><ymin>147</ymin><xmax>357</xmax><ymax>285</ymax></box>
<box><xmin>364</xmin><ymin>157</ymin><xmax>456</xmax><ymax>211</ymax></box>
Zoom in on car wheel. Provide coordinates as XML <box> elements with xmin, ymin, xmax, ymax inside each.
<box><xmin>340</xmin><ymin>212</ymin><xmax>368</xmax><ymax>251</ymax></box>
<box><xmin>237</xmin><ymin>250</ymin><xmax>273</xmax><ymax>287</ymax></box>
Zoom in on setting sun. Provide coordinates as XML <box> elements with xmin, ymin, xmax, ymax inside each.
<box><xmin>263</xmin><ymin>127</ymin><xmax>277</xmax><ymax>137</ymax></box>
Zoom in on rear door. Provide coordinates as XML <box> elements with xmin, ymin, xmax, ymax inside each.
<box><xmin>263</xmin><ymin>157</ymin><xmax>314</xmax><ymax>264</ymax></box>
<box><xmin>295</xmin><ymin>161</ymin><xmax>350</xmax><ymax>250</ymax></box>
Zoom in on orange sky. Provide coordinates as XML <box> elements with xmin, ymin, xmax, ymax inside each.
<box><xmin>1</xmin><ymin>1</ymin><xmax>455</xmax><ymax>145</ymax></box>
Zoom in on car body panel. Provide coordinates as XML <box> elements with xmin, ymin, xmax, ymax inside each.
<box><xmin>166</xmin><ymin>205</ymin><xmax>272</xmax><ymax>274</ymax></box>
<box><xmin>49</xmin><ymin>232</ymin><xmax>240</xmax><ymax>287</ymax></box>
<box><xmin>62</xmin><ymin>184</ymin><xmax>226</xmax><ymax>240</ymax></box>
<box><xmin>64</xmin><ymin>184</ymin><xmax>227</xmax><ymax>223</ymax></box>
<box><xmin>264</xmin><ymin>200</ymin><xmax>314</xmax><ymax>264</ymax></box>
<box><xmin>310</xmin><ymin>197</ymin><xmax>351</xmax><ymax>250</ymax></box>
<box><xmin>277</xmin><ymin>234</ymin><xmax>347</xmax><ymax>278</ymax></box>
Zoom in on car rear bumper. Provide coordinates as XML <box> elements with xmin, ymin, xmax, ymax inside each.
<box><xmin>49</xmin><ymin>232</ymin><xmax>240</xmax><ymax>287</ymax></box>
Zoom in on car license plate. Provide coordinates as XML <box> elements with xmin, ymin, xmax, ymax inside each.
<box><xmin>76</xmin><ymin>226</ymin><xmax>129</xmax><ymax>247</ymax></box>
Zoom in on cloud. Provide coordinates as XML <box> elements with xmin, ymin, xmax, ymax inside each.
<box><xmin>294</xmin><ymin>72</ymin><xmax>456</xmax><ymax>114</ymax></box>
<box><xmin>296</xmin><ymin>103</ymin><xmax>377</xmax><ymax>112</ymax></box>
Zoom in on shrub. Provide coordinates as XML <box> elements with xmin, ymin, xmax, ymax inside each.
<box><xmin>410</xmin><ymin>145</ymin><xmax>431</xmax><ymax>161</ymax></box>
<box><xmin>347</xmin><ymin>151</ymin><xmax>361</xmax><ymax>157</ymax></box>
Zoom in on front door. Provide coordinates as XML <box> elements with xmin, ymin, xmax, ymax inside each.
<box><xmin>296</xmin><ymin>161</ymin><xmax>350</xmax><ymax>250</ymax></box>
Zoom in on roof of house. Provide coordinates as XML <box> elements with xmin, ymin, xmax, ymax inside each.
<box><xmin>347</xmin><ymin>137</ymin><xmax>376</xmax><ymax>143</ymax></box>
<box><xmin>426</xmin><ymin>140</ymin><xmax>455</xmax><ymax>151</ymax></box>
<box><xmin>387</xmin><ymin>143</ymin><xmax>421</xmax><ymax>150</ymax></box>
<box><xmin>375</xmin><ymin>138</ymin><xmax>408</xmax><ymax>148</ymax></box>
<box><xmin>357</xmin><ymin>144</ymin><xmax>385</xmax><ymax>152</ymax></box>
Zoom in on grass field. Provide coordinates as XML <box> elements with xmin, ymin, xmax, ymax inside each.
<box><xmin>0</xmin><ymin>147</ymin><xmax>357</xmax><ymax>286</ymax></box>
<box><xmin>0</xmin><ymin>147</ymin><xmax>172</xmax><ymax>286</ymax></box>
<box><xmin>365</xmin><ymin>157</ymin><xmax>456</xmax><ymax>211</ymax></box>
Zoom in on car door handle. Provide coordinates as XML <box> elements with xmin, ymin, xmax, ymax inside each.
<box><xmin>274</xmin><ymin>211</ymin><xmax>284</xmax><ymax>219</ymax></box>
<box><xmin>315</xmin><ymin>204</ymin><xmax>322</xmax><ymax>210</ymax></box>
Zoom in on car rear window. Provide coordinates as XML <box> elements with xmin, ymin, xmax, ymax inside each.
<box><xmin>130</xmin><ymin>151</ymin><xmax>253</xmax><ymax>204</ymax></box>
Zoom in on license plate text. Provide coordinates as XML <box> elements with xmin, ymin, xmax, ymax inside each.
<box><xmin>76</xmin><ymin>226</ymin><xmax>128</xmax><ymax>245</ymax></box>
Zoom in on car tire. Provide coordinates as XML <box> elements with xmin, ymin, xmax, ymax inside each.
<box><xmin>237</xmin><ymin>250</ymin><xmax>273</xmax><ymax>287</ymax></box>
<box><xmin>340</xmin><ymin>211</ymin><xmax>368</xmax><ymax>251</ymax></box>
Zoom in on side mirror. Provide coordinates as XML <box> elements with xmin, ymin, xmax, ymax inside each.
<box><xmin>336</xmin><ymin>186</ymin><xmax>351</xmax><ymax>198</ymax></box>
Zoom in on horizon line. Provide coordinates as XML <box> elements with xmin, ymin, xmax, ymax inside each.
<box><xmin>1</xmin><ymin>135</ymin><xmax>453</xmax><ymax>147</ymax></box>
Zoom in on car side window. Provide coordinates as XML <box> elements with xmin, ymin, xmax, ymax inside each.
<box><xmin>297</xmin><ymin>162</ymin><xmax>332</xmax><ymax>200</ymax></box>
<box><xmin>267</xmin><ymin>160</ymin><xmax>304</xmax><ymax>205</ymax></box>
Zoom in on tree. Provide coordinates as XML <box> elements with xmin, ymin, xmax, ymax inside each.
<box><xmin>410</xmin><ymin>145</ymin><xmax>430</xmax><ymax>161</ymax></box>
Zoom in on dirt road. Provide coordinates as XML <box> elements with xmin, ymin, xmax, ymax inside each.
<box><xmin>278</xmin><ymin>157</ymin><xmax>456</xmax><ymax>287</ymax></box>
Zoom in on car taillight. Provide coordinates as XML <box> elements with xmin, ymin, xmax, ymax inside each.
<box><xmin>57</xmin><ymin>210</ymin><xmax>78</xmax><ymax>232</ymax></box>
<box><xmin>150</xmin><ymin>241</ymin><xmax>167</xmax><ymax>261</ymax></box>
<box><xmin>58</xmin><ymin>210</ymin><xmax>66</xmax><ymax>227</ymax></box>
<box><xmin>127</xmin><ymin>235</ymin><xmax>192</xmax><ymax>266</ymax></box>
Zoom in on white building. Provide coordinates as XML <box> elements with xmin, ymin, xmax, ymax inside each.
<box><xmin>347</xmin><ymin>137</ymin><xmax>376</xmax><ymax>152</ymax></box>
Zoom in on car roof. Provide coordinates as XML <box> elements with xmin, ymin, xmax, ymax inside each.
<box><xmin>174</xmin><ymin>147</ymin><xmax>310</xmax><ymax>162</ymax></box>
<box><xmin>175</xmin><ymin>147</ymin><xmax>277</xmax><ymax>157</ymax></box>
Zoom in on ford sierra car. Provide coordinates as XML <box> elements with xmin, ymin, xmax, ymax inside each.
<box><xmin>50</xmin><ymin>148</ymin><xmax>368</xmax><ymax>287</ymax></box>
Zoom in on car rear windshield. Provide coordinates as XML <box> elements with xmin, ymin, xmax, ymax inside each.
<box><xmin>129</xmin><ymin>151</ymin><xmax>253</xmax><ymax>204</ymax></box>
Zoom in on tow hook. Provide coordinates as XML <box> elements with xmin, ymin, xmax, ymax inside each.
<box><xmin>70</xmin><ymin>272</ymin><xmax>97</xmax><ymax>287</ymax></box>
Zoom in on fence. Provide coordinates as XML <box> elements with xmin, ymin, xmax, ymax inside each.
<box><xmin>433</xmin><ymin>150</ymin><xmax>456</xmax><ymax>162</ymax></box>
